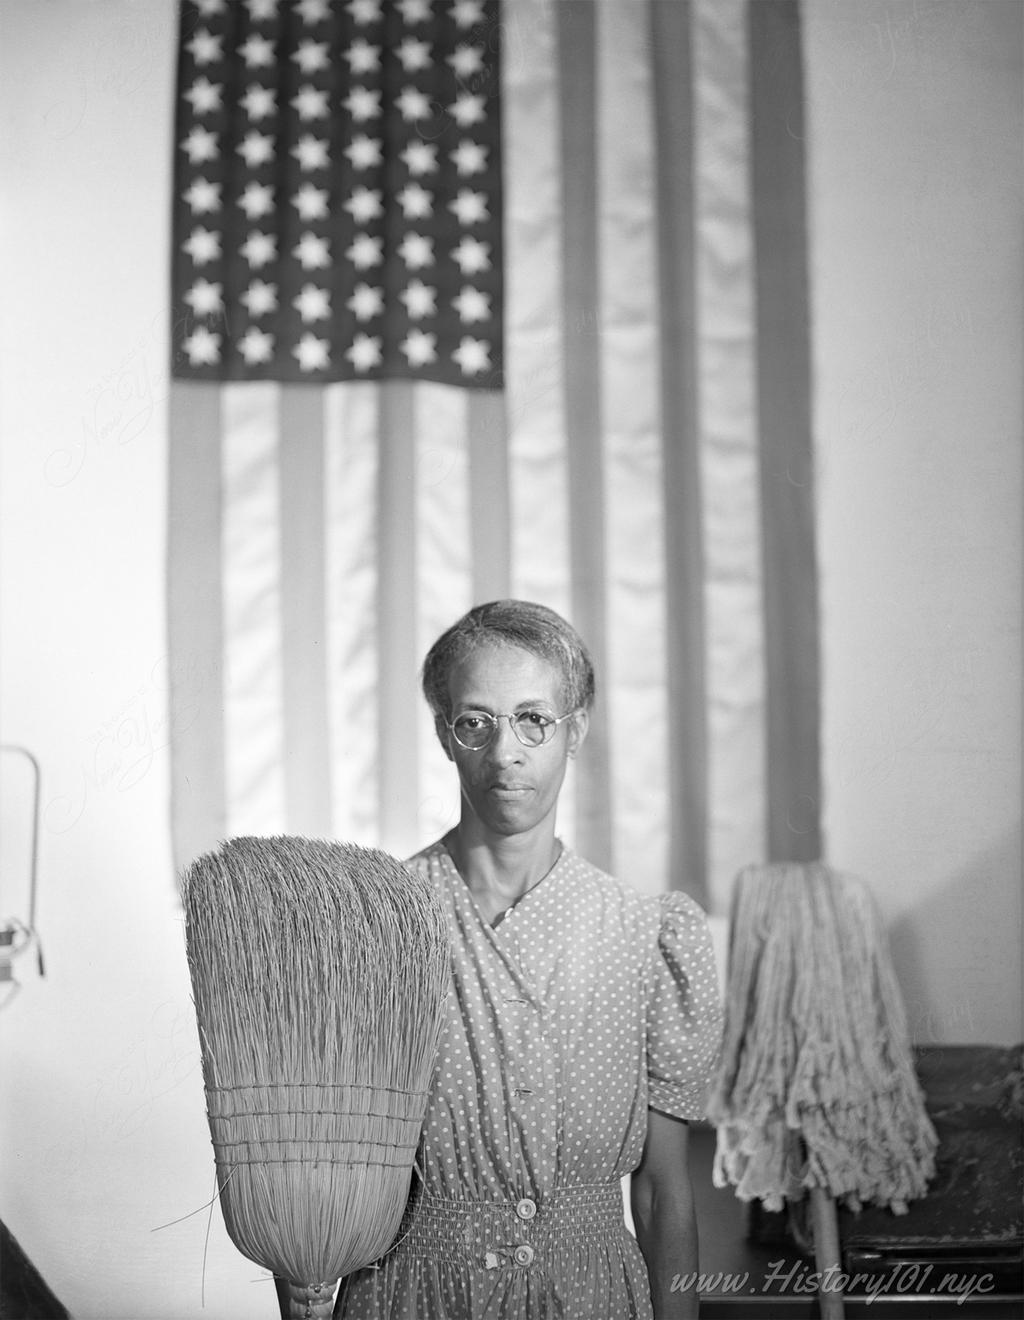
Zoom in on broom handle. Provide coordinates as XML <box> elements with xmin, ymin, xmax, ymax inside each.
<box><xmin>274</xmin><ymin>1278</ymin><xmax>338</xmax><ymax>1319</ymax></box>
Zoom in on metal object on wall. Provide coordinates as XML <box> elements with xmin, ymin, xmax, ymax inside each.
<box><xmin>0</xmin><ymin>744</ymin><xmax>45</xmax><ymax>1003</ymax></box>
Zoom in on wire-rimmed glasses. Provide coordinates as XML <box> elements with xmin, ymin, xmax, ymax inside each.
<box><xmin>446</xmin><ymin>708</ymin><xmax>580</xmax><ymax>752</ymax></box>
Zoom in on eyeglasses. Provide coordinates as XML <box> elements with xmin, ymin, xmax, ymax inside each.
<box><xmin>446</xmin><ymin>708</ymin><xmax>579</xmax><ymax>752</ymax></box>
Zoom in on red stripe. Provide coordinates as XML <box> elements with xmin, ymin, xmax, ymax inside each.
<box><xmin>748</xmin><ymin>0</ymin><xmax>822</xmax><ymax>862</ymax></box>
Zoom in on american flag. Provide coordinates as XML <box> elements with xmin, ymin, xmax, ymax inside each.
<box><xmin>167</xmin><ymin>0</ymin><xmax>821</xmax><ymax>913</ymax></box>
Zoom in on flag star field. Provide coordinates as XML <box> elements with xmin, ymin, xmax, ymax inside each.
<box><xmin>172</xmin><ymin>0</ymin><xmax>504</xmax><ymax>387</ymax></box>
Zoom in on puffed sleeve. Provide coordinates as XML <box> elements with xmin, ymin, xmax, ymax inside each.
<box><xmin>646</xmin><ymin>891</ymin><xmax>724</xmax><ymax>1120</ymax></box>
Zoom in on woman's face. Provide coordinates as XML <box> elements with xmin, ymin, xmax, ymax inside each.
<box><xmin>440</xmin><ymin>641</ymin><xmax>588</xmax><ymax>841</ymax></box>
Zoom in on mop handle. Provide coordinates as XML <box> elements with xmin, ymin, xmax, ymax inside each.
<box><xmin>275</xmin><ymin>1278</ymin><xmax>338</xmax><ymax>1319</ymax></box>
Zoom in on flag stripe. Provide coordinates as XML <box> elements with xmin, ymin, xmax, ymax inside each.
<box><xmin>694</xmin><ymin>0</ymin><xmax>767</xmax><ymax>912</ymax></box>
<box><xmin>415</xmin><ymin>381</ymin><xmax>472</xmax><ymax>846</ymax></box>
<box><xmin>503</xmin><ymin>0</ymin><xmax>572</xmax><ymax>619</ymax></box>
<box><xmin>324</xmin><ymin>382</ymin><xmax>379</xmax><ymax>846</ymax></box>
<box><xmin>468</xmin><ymin>392</ymin><xmax>511</xmax><ymax>603</ymax></box>
<box><xmin>597</xmin><ymin>0</ymin><xmax>669</xmax><ymax>894</ymax></box>
<box><xmin>221</xmin><ymin>382</ymin><xmax>287</xmax><ymax>836</ymax></box>
<box><xmin>650</xmin><ymin>0</ymin><xmax>709</xmax><ymax>905</ymax></box>
<box><xmin>748</xmin><ymin>0</ymin><xmax>822</xmax><ymax>862</ymax></box>
<box><xmin>495</xmin><ymin>0</ymin><xmax>577</xmax><ymax>850</ymax></box>
<box><xmin>168</xmin><ymin>381</ymin><xmax>226</xmax><ymax>869</ymax></box>
<box><xmin>279</xmin><ymin>384</ymin><xmax>332</xmax><ymax>836</ymax></box>
<box><xmin>376</xmin><ymin>379</ymin><xmax>420</xmax><ymax>859</ymax></box>
<box><xmin>557</xmin><ymin>0</ymin><xmax>613</xmax><ymax>872</ymax></box>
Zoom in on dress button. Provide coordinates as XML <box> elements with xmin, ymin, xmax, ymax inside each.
<box><xmin>515</xmin><ymin>1197</ymin><xmax>537</xmax><ymax>1221</ymax></box>
<box><xmin>512</xmin><ymin>1244</ymin><xmax>535</xmax><ymax>1267</ymax></box>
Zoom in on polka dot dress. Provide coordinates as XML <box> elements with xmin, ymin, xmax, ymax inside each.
<box><xmin>334</xmin><ymin>842</ymin><xmax>722</xmax><ymax>1320</ymax></box>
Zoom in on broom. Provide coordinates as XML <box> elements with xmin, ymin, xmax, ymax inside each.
<box><xmin>182</xmin><ymin>836</ymin><xmax>449</xmax><ymax>1315</ymax></box>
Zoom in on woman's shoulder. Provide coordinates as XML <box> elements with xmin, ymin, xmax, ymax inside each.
<box><xmin>559</xmin><ymin>847</ymin><xmax>662</xmax><ymax>923</ymax></box>
<box><xmin>405</xmin><ymin>837</ymin><xmax>450</xmax><ymax>877</ymax></box>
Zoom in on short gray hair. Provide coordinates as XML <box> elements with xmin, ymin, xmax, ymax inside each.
<box><xmin>421</xmin><ymin>600</ymin><xmax>596</xmax><ymax>721</ymax></box>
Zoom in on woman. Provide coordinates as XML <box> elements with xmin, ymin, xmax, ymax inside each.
<box><xmin>335</xmin><ymin>601</ymin><xmax>722</xmax><ymax>1319</ymax></box>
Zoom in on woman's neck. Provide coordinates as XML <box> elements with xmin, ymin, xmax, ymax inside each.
<box><xmin>444</xmin><ymin>821</ymin><xmax>561</xmax><ymax>923</ymax></box>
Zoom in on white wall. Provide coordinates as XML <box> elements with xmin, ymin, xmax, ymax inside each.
<box><xmin>804</xmin><ymin>0</ymin><xmax>1022</xmax><ymax>1046</ymax></box>
<box><xmin>0</xmin><ymin>2</ymin><xmax>1020</xmax><ymax>1319</ymax></box>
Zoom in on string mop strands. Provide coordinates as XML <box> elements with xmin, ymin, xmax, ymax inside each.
<box><xmin>707</xmin><ymin>863</ymin><xmax>937</xmax><ymax>1214</ymax></box>
<box><xmin>182</xmin><ymin>836</ymin><xmax>450</xmax><ymax>1287</ymax></box>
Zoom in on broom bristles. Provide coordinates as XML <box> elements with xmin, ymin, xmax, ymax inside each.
<box><xmin>183</xmin><ymin>836</ymin><xmax>450</xmax><ymax>1284</ymax></box>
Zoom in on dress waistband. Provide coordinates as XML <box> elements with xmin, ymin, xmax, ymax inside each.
<box><xmin>395</xmin><ymin>1182</ymin><xmax>624</xmax><ymax>1269</ymax></box>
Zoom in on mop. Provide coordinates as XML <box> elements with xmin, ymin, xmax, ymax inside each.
<box><xmin>707</xmin><ymin>863</ymin><xmax>937</xmax><ymax>1318</ymax></box>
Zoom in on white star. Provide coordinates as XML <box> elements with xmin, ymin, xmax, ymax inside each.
<box><xmin>238</xmin><ymin>182</ymin><xmax>274</xmax><ymax>220</ymax></box>
<box><xmin>182</xmin><ymin>227</ymin><xmax>221</xmax><ymax>264</ymax></box>
<box><xmin>448</xmin><ymin>45</ymin><xmax>484</xmax><ymax>78</ymax></box>
<box><xmin>195</xmin><ymin>0</ymin><xmax>226</xmax><ymax>15</ymax></box>
<box><xmin>237</xmin><ymin>131</ymin><xmax>274</xmax><ymax>167</ymax></box>
<box><xmin>187</xmin><ymin>29</ymin><xmax>222</xmax><ymax>65</ymax></box>
<box><xmin>241</xmin><ymin>84</ymin><xmax>276</xmax><ymax>119</ymax></box>
<box><xmin>293</xmin><ymin>232</ymin><xmax>331</xmax><ymax>269</ymax></box>
<box><xmin>449</xmin><ymin>188</ymin><xmax>487</xmax><ymax>225</ymax></box>
<box><xmin>396</xmin><ymin>37</ymin><xmax>431</xmax><ymax>72</ymax></box>
<box><xmin>297</xmin><ymin>0</ymin><xmax>331</xmax><ymax>21</ymax></box>
<box><xmin>399</xmin><ymin>232</ymin><xmax>434</xmax><ymax>269</ymax></box>
<box><xmin>452</xmin><ymin>286</ymin><xmax>491</xmax><ymax>323</ymax></box>
<box><xmin>452</xmin><ymin>236</ymin><xmax>490</xmax><ymax>274</ymax></box>
<box><xmin>346</xmin><ymin>233</ymin><xmax>384</xmax><ymax>269</ymax></box>
<box><xmin>293</xmin><ymin>40</ymin><xmax>329</xmax><ymax>73</ymax></box>
<box><xmin>184</xmin><ymin>177</ymin><xmax>221</xmax><ymax>214</ymax></box>
<box><xmin>293</xmin><ymin>284</ymin><xmax>331</xmax><ymax>322</ymax></box>
<box><xmin>293</xmin><ymin>135</ymin><xmax>330</xmax><ymax>170</ymax></box>
<box><xmin>183</xmin><ymin>325</ymin><xmax>221</xmax><ymax>365</ymax></box>
<box><xmin>398</xmin><ymin>182</ymin><xmax>433</xmax><ymax>219</ymax></box>
<box><xmin>347</xmin><ymin>0</ymin><xmax>383</xmax><ymax>21</ymax></box>
<box><xmin>345</xmin><ymin>85</ymin><xmax>381</xmax><ymax>121</ymax></box>
<box><xmin>345</xmin><ymin>39</ymin><xmax>381</xmax><ymax>74</ymax></box>
<box><xmin>239</xmin><ymin>326</ymin><xmax>275</xmax><ymax>364</ymax></box>
<box><xmin>397</xmin><ymin>87</ymin><xmax>432</xmax><ymax>123</ymax></box>
<box><xmin>451</xmin><ymin>139</ymin><xmax>487</xmax><ymax>175</ymax></box>
<box><xmin>294</xmin><ymin>332</ymin><xmax>330</xmax><ymax>371</ymax></box>
<box><xmin>292</xmin><ymin>85</ymin><xmax>329</xmax><ymax>121</ymax></box>
<box><xmin>401</xmin><ymin>139</ymin><xmax>437</xmax><ymax>175</ymax></box>
<box><xmin>184</xmin><ymin>278</ymin><xmax>223</xmax><ymax>316</ymax></box>
<box><xmin>345</xmin><ymin>135</ymin><xmax>383</xmax><ymax>169</ymax></box>
<box><xmin>449</xmin><ymin>93</ymin><xmax>486</xmax><ymax>127</ymax></box>
<box><xmin>184</xmin><ymin>77</ymin><xmax>222</xmax><ymax>114</ymax></box>
<box><xmin>346</xmin><ymin>334</ymin><xmax>382</xmax><ymax>372</ymax></box>
<box><xmin>246</xmin><ymin>0</ymin><xmax>279</xmax><ymax>20</ymax></box>
<box><xmin>181</xmin><ymin>126</ymin><xmax>218</xmax><ymax>164</ymax></box>
<box><xmin>450</xmin><ymin>0</ymin><xmax>484</xmax><ymax>28</ymax></box>
<box><xmin>241</xmin><ymin>231</ymin><xmax>277</xmax><ymax>268</ymax></box>
<box><xmin>400</xmin><ymin>328</ymin><xmax>437</xmax><ymax>367</ymax></box>
<box><xmin>400</xmin><ymin>279</ymin><xmax>437</xmax><ymax>319</ymax></box>
<box><xmin>239</xmin><ymin>34</ymin><xmax>275</xmax><ymax>67</ymax></box>
<box><xmin>292</xmin><ymin>183</ymin><xmax>330</xmax><ymax>220</ymax></box>
<box><xmin>347</xmin><ymin>283</ymin><xmax>384</xmax><ymax>320</ymax></box>
<box><xmin>344</xmin><ymin>187</ymin><xmax>383</xmax><ymax>223</ymax></box>
<box><xmin>399</xmin><ymin>0</ymin><xmax>432</xmax><ymax>21</ymax></box>
<box><xmin>452</xmin><ymin>336</ymin><xmax>490</xmax><ymax>376</ymax></box>
<box><xmin>241</xmin><ymin>280</ymin><xmax>278</xmax><ymax>316</ymax></box>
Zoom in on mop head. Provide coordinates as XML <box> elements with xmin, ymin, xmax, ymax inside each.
<box><xmin>182</xmin><ymin>836</ymin><xmax>450</xmax><ymax>1286</ymax></box>
<box><xmin>706</xmin><ymin>863</ymin><xmax>938</xmax><ymax>1214</ymax></box>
